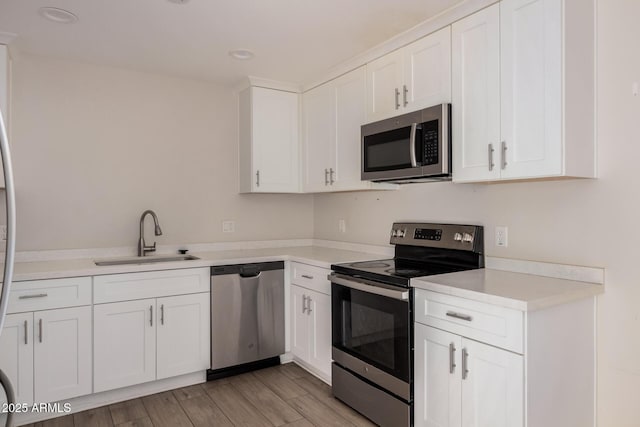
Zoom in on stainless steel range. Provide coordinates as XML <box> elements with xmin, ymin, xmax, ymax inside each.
<box><xmin>329</xmin><ymin>223</ymin><xmax>484</xmax><ymax>427</ymax></box>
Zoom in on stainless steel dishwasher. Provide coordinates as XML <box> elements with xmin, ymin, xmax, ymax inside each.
<box><xmin>208</xmin><ymin>261</ymin><xmax>285</xmax><ymax>379</ymax></box>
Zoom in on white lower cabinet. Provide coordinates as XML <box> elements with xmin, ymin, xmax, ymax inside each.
<box><xmin>290</xmin><ymin>284</ymin><xmax>331</xmax><ymax>380</ymax></box>
<box><xmin>94</xmin><ymin>299</ymin><xmax>157</xmax><ymax>392</ymax></box>
<box><xmin>0</xmin><ymin>313</ymin><xmax>34</xmax><ymax>405</ymax></box>
<box><xmin>0</xmin><ymin>305</ymin><xmax>92</xmax><ymax>406</ymax></box>
<box><xmin>94</xmin><ymin>292</ymin><xmax>210</xmax><ymax>392</ymax></box>
<box><xmin>415</xmin><ymin>324</ymin><xmax>524</xmax><ymax>427</ymax></box>
<box><xmin>156</xmin><ymin>293</ymin><xmax>210</xmax><ymax>380</ymax></box>
<box><xmin>415</xmin><ymin>288</ymin><xmax>595</xmax><ymax>427</ymax></box>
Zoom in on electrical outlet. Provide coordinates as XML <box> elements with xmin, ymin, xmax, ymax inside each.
<box><xmin>222</xmin><ymin>220</ymin><xmax>235</xmax><ymax>233</ymax></box>
<box><xmin>495</xmin><ymin>226</ymin><xmax>508</xmax><ymax>247</ymax></box>
<box><xmin>338</xmin><ymin>219</ymin><xmax>346</xmax><ymax>233</ymax></box>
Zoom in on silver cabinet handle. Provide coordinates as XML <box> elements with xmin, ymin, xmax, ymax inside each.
<box><xmin>449</xmin><ymin>342</ymin><xmax>456</xmax><ymax>374</ymax></box>
<box><xmin>301</xmin><ymin>274</ymin><xmax>314</xmax><ymax>279</ymax></box>
<box><xmin>256</xmin><ymin>170</ymin><xmax>260</xmax><ymax>187</ymax></box>
<box><xmin>307</xmin><ymin>296</ymin><xmax>313</xmax><ymax>314</ymax></box>
<box><xmin>149</xmin><ymin>305</ymin><xmax>153</xmax><ymax>327</ymax></box>
<box><xmin>38</xmin><ymin>318</ymin><xmax>42</xmax><ymax>343</ymax></box>
<box><xmin>395</xmin><ymin>88</ymin><xmax>400</xmax><ymax>110</ymax></box>
<box><xmin>329</xmin><ymin>168</ymin><xmax>335</xmax><ymax>185</ymax></box>
<box><xmin>19</xmin><ymin>293</ymin><xmax>48</xmax><ymax>299</ymax></box>
<box><xmin>24</xmin><ymin>320</ymin><xmax>28</xmax><ymax>345</ymax></box>
<box><xmin>501</xmin><ymin>141</ymin><xmax>508</xmax><ymax>170</ymax></box>
<box><xmin>324</xmin><ymin>169</ymin><xmax>329</xmax><ymax>185</ymax></box>
<box><xmin>302</xmin><ymin>295</ymin><xmax>307</xmax><ymax>314</ymax></box>
<box><xmin>462</xmin><ymin>348</ymin><xmax>469</xmax><ymax>380</ymax></box>
<box><xmin>488</xmin><ymin>144</ymin><xmax>495</xmax><ymax>171</ymax></box>
<box><xmin>403</xmin><ymin>85</ymin><xmax>408</xmax><ymax>107</ymax></box>
<box><xmin>409</xmin><ymin>123</ymin><xmax>418</xmax><ymax>167</ymax></box>
<box><xmin>160</xmin><ymin>304</ymin><xmax>164</xmax><ymax>325</ymax></box>
<box><xmin>446</xmin><ymin>311</ymin><xmax>473</xmax><ymax>322</ymax></box>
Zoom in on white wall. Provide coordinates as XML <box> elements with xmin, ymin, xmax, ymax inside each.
<box><xmin>315</xmin><ymin>1</ymin><xmax>640</xmax><ymax>425</ymax></box>
<box><xmin>9</xmin><ymin>54</ymin><xmax>313</xmax><ymax>251</ymax></box>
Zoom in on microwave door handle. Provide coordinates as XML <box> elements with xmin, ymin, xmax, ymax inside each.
<box><xmin>409</xmin><ymin>123</ymin><xmax>418</xmax><ymax>167</ymax></box>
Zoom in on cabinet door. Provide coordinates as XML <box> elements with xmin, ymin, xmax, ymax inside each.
<box><xmin>306</xmin><ymin>290</ymin><xmax>331</xmax><ymax>379</ymax></box>
<box><xmin>94</xmin><ymin>299</ymin><xmax>156</xmax><ymax>392</ymax></box>
<box><xmin>500</xmin><ymin>0</ymin><xmax>562</xmax><ymax>179</ymax></box>
<box><xmin>461</xmin><ymin>338</ymin><xmax>523</xmax><ymax>427</ymax></box>
<box><xmin>414</xmin><ymin>324</ymin><xmax>462</xmax><ymax>427</ymax></box>
<box><xmin>252</xmin><ymin>87</ymin><xmax>300</xmax><ymax>193</ymax></box>
<box><xmin>451</xmin><ymin>4</ymin><xmax>501</xmax><ymax>182</ymax></box>
<box><xmin>157</xmin><ymin>293</ymin><xmax>210</xmax><ymax>379</ymax></box>
<box><xmin>366</xmin><ymin>50</ymin><xmax>403</xmax><ymax>122</ymax></box>
<box><xmin>34</xmin><ymin>306</ymin><xmax>92</xmax><ymax>402</ymax></box>
<box><xmin>334</xmin><ymin>66</ymin><xmax>367</xmax><ymax>190</ymax></box>
<box><xmin>290</xmin><ymin>285</ymin><xmax>309</xmax><ymax>361</ymax></box>
<box><xmin>403</xmin><ymin>27</ymin><xmax>452</xmax><ymax>111</ymax></box>
<box><xmin>302</xmin><ymin>83</ymin><xmax>335</xmax><ymax>192</ymax></box>
<box><xmin>0</xmin><ymin>313</ymin><xmax>33</xmax><ymax>405</ymax></box>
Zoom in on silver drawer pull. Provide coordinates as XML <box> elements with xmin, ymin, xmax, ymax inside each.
<box><xmin>19</xmin><ymin>293</ymin><xmax>48</xmax><ymax>299</ymax></box>
<box><xmin>446</xmin><ymin>311</ymin><xmax>473</xmax><ymax>322</ymax></box>
<box><xmin>301</xmin><ymin>274</ymin><xmax>314</xmax><ymax>280</ymax></box>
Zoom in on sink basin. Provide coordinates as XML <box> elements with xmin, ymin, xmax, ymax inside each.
<box><xmin>94</xmin><ymin>254</ymin><xmax>200</xmax><ymax>266</ymax></box>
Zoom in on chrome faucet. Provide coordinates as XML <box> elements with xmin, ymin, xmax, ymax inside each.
<box><xmin>138</xmin><ymin>210</ymin><xmax>163</xmax><ymax>256</ymax></box>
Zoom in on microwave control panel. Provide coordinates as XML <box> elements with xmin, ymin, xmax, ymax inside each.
<box><xmin>423</xmin><ymin>120</ymin><xmax>439</xmax><ymax>165</ymax></box>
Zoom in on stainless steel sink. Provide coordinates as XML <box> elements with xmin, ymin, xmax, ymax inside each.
<box><xmin>94</xmin><ymin>254</ymin><xmax>200</xmax><ymax>266</ymax></box>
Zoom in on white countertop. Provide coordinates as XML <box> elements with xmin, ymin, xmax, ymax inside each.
<box><xmin>411</xmin><ymin>268</ymin><xmax>604</xmax><ymax>311</ymax></box>
<box><xmin>6</xmin><ymin>246</ymin><xmax>384</xmax><ymax>282</ymax></box>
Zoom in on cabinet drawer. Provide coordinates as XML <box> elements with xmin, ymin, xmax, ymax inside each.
<box><xmin>291</xmin><ymin>262</ymin><xmax>330</xmax><ymax>295</ymax></box>
<box><xmin>94</xmin><ymin>268</ymin><xmax>210</xmax><ymax>304</ymax></box>
<box><xmin>8</xmin><ymin>277</ymin><xmax>92</xmax><ymax>313</ymax></box>
<box><xmin>414</xmin><ymin>289</ymin><xmax>523</xmax><ymax>354</ymax></box>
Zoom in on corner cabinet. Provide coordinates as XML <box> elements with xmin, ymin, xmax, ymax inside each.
<box><xmin>414</xmin><ymin>289</ymin><xmax>596</xmax><ymax>427</ymax></box>
<box><xmin>302</xmin><ymin>67</ymin><xmax>397</xmax><ymax>193</ymax></box>
<box><xmin>366</xmin><ymin>26</ymin><xmax>451</xmax><ymax>123</ymax></box>
<box><xmin>239</xmin><ymin>86</ymin><xmax>300</xmax><ymax>193</ymax></box>
<box><xmin>289</xmin><ymin>262</ymin><xmax>332</xmax><ymax>382</ymax></box>
<box><xmin>452</xmin><ymin>0</ymin><xmax>596</xmax><ymax>183</ymax></box>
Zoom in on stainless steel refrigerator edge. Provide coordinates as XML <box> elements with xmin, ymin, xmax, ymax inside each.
<box><xmin>210</xmin><ymin>262</ymin><xmax>285</xmax><ymax>371</ymax></box>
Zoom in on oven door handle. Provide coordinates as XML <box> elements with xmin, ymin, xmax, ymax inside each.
<box><xmin>329</xmin><ymin>273</ymin><xmax>409</xmax><ymax>301</ymax></box>
<box><xmin>409</xmin><ymin>123</ymin><xmax>418</xmax><ymax>167</ymax></box>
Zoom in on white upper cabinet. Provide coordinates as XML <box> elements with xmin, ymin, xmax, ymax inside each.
<box><xmin>453</xmin><ymin>0</ymin><xmax>596</xmax><ymax>183</ymax></box>
<box><xmin>239</xmin><ymin>86</ymin><xmax>300</xmax><ymax>193</ymax></box>
<box><xmin>366</xmin><ymin>27</ymin><xmax>452</xmax><ymax>123</ymax></box>
<box><xmin>451</xmin><ymin>4</ymin><xmax>501</xmax><ymax>182</ymax></box>
<box><xmin>302</xmin><ymin>67</ymin><xmax>396</xmax><ymax>193</ymax></box>
<box><xmin>0</xmin><ymin>44</ymin><xmax>11</xmax><ymax>188</ymax></box>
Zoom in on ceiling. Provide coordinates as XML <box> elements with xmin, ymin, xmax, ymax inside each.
<box><xmin>0</xmin><ymin>0</ymin><xmax>464</xmax><ymax>86</ymax></box>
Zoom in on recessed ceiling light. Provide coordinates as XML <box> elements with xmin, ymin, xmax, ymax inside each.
<box><xmin>38</xmin><ymin>7</ymin><xmax>79</xmax><ymax>24</ymax></box>
<box><xmin>168</xmin><ymin>0</ymin><xmax>190</xmax><ymax>3</ymax></box>
<box><xmin>228</xmin><ymin>49</ymin><xmax>255</xmax><ymax>61</ymax></box>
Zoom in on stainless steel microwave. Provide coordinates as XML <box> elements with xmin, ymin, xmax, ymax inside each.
<box><xmin>361</xmin><ymin>103</ymin><xmax>451</xmax><ymax>183</ymax></box>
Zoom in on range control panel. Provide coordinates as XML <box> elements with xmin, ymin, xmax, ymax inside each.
<box><xmin>390</xmin><ymin>222</ymin><xmax>483</xmax><ymax>252</ymax></box>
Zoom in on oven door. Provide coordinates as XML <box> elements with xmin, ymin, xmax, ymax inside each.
<box><xmin>330</xmin><ymin>273</ymin><xmax>412</xmax><ymax>400</ymax></box>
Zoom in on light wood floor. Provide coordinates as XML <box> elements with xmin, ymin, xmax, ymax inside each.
<box><xmin>22</xmin><ymin>363</ymin><xmax>376</xmax><ymax>427</ymax></box>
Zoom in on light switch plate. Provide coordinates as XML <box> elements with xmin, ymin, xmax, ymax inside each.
<box><xmin>222</xmin><ymin>221</ymin><xmax>235</xmax><ymax>233</ymax></box>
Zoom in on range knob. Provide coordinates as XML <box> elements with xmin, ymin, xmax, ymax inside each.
<box><xmin>398</xmin><ymin>229</ymin><xmax>406</xmax><ymax>238</ymax></box>
<box><xmin>454</xmin><ymin>232</ymin><xmax>463</xmax><ymax>241</ymax></box>
<box><xmin>462</xmin><ymin>233</ymin><xmax>474</xmax><ymax>243</ymax></box>
<box><xmin>391</xmin><ymin>229</ymin><xmax>398</xmax><ymax>237</ymax></box>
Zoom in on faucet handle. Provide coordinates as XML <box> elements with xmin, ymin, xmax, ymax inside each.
<box><xmin>144</xmin><ymin>242</ymin><xmax>157</xmax><ymax>254</ymax></box>
<box><xmin>178</xmin><ymin>249</ymin><xmax>189</xmax><ymax>255</ymax></box>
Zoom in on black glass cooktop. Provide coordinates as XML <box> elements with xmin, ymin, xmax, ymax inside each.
<box><xmin>331</xmin><ymin>258</ymin><xmax>468</xmax><ymax>288</ymax></box>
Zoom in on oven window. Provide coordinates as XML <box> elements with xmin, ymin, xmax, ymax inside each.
<box><xmin>332</xmin><ymin>283</ymin><xmax>410</xmax><ymax>382</ymax></box>
<box><xmin>363</xmin><ymin>127</ymin><xmax>420</xmax><ymax>172</ymax></box>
